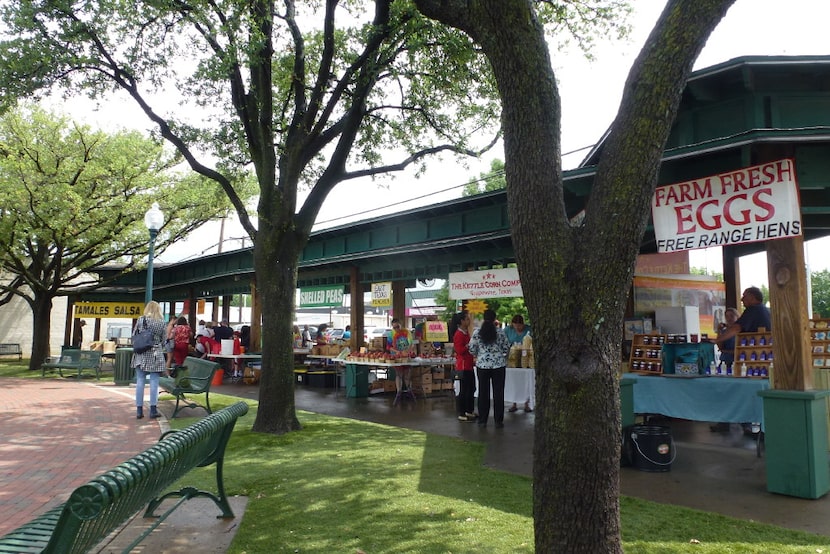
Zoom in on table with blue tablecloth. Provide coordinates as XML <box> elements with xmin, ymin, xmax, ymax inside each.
<box><xmin>621</xmin><ymin>373</ymin><xmax>770</xmax><ymax>427</ymax></box>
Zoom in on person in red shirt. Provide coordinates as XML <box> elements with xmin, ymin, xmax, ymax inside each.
<box><xmin>452</xmin><ymin>310</ymin><xmax>476</xmax><ymax>422</ymax></box>
<box><xmin>171</xmin><ymin>317</ymin><xmax>192</xmax><ymax>366</ymax></box>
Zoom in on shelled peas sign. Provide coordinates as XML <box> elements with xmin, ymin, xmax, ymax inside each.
<box><xmin>652</xmin><ymin>158</ymin><xmax>802</xmax><ymax>253</ymax></box>
<box><xmin>74</xmin><ymin>302</ymin><xmax>144</xmax><ymax>318</ymax></box>
<box><xmin>298</xmin><ymin>286</ymin><xmax>345</xmax><ymax>308</ymax></box>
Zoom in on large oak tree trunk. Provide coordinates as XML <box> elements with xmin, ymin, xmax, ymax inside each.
<box><xmin>29</xmin><ymin>295</ymin><xmax>53</xmax><ymax>370</ymax></box>
<box><xmin>414</xmin><ymin>0</ymin><xmax>735</xmax><ymax>551</ymax></box>
<box><xmin>251</xmin><ymin>221</ymin><xmax>303</xmax><ymax>434</ymax></box>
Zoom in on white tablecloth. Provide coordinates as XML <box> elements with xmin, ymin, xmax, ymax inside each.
<box><xmin>464</xmin><ymin>367</ymin><xmax>536</xmax><ymax>409</ymax></box>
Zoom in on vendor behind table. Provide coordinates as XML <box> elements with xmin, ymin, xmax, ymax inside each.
<box><xmin>386</xmin><ymin>319</ymin><xmax>414</xmax><ymax>393</ymax></box>
<box><xmin>505</xmin><ymin>314</ymin><xmax>533</xmax><ymax>413</ymax></box>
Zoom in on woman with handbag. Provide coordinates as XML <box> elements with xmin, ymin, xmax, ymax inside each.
<box><xmin>131</xmin><ymin>301</ymin><xmax>168</xmax><ymax>419</ymax></box>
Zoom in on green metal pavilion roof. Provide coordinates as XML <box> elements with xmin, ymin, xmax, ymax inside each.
<box><xmin>84</xmin><ymin>55</ymin><xmax>830</xmax><ymax>302</ymax></box>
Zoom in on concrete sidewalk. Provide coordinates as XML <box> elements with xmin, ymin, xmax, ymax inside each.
<box><xmin>0</xmin><ymin>379</ymin><xmax>162</xmax><ymax>534</ymax></box>
<box><xmin>0</xmin><ymin>378</ymin><xmax>243</xmax><ymax>553</ymax></box>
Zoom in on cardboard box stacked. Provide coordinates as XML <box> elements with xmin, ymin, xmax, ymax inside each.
<box><xmin>311</xmin><ymin>344</ymin><xmax>345</xmax><ymax>356</ymax></box>
<box><xmin>367</xmin><ymin>365</ymin><xmax>454</xmax><ymax>395</ymax></box>
<box><xmin>369</xmin><ymin>378</ymin><xmax>396</xmax><ymax>393</ymax></box>
<box><xmin>432</xmin><ymin>366</ymin><xmax>455</xmax><ymax>391</ymax></box>
<box><xmin>411</xmin><ymin>365</ymin><xmax>454</xmax><ymax>394</ymax></box>
<box><xmin>410</xmin><ymin>367</ymin><xmax>433</xmax><ymax>394</ymax></box>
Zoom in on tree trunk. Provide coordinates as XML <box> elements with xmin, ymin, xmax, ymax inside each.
<box><xmin>29</xmin><ymin>295</ymin><xmax>53</xmax><ymax>370</ymax></box>
<box><xmin>414</xmin><ymin>0</ymin><xmax>736</xmax><ymax>551</ymax></box>
<box><xmin>251</xmin><ymin>222</ymin><xmax>303</xmax><ymax>434</ymax></box>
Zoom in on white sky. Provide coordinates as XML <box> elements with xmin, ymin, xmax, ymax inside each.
<box><xmin>54</xmin><ymin>1</ymin><xmax>830</xmax><ymax>282</ymax></box>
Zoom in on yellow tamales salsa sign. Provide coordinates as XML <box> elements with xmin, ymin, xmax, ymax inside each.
<box><xmin>74</xmin><ymin>302</ymin><xmax>144</xmax><ymax>318</ymax></box>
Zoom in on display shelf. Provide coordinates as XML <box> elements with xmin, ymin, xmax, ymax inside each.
<box><xmin>734</xmin><ymin>330</ymin><xmax>772</xmax><ymax>378</ymax></box>
<box><xmin>810</xmin><ymin>318</ymin><xmax>830</xmax><ymax>369</ymax></box>
<box><xmin>628</xmin><ymin>333</ymin><xmax>667</xmax><ymax>375</ymax></box>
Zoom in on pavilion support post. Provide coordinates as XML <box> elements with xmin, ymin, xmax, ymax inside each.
<box><xmin>761</xmin><ymin>235</ymin><xmax>829</xmax><ymax>498</ymax></box>
<box><xmin>766</xmin><ymin>235</ymin><xmax>812</xmax><ymax>391</ymax></box>
<box><xmin>211</xmin><ymin>297</ymin><xmax>220</xmax><ymax>323</ymax></box>
<box><xmin>721</xmin><ymin>245</ymin><xmax>741</xmax><ymax>311</ymax></box>
<box><xmin>221</xmin><ymin>295</ymin><xmax>232</xmax><ymax>323</ymax></box>
<box><xmin>392</xmin><ymin>281</ymin><xmax>406</xmax><ymax>327</ymax></box>
<box><xmin>187</xmin><ymin>290</ymin><xmax>197</xmax><ymax>330</ymax></box>
<box><xmin>350</xmin><ymin>267</ymin><xmax>364</xmax><ymax>350</ymax></box>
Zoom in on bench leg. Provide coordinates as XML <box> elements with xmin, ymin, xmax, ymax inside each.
<box><xmin>169</xmin><ymin>392</ymin><xmax>210</xmax><ymax>419</ymax></box>
<box><xmin>146</xmin><ymin>449</ymin><xmax>234</xmax><ymax>519</ymax></box>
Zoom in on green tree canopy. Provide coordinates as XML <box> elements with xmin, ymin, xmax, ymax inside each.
<box><xmin>812</xmin><ymin>269</ymin><xmax>830</xmax><ymax>317</ymax></box>
<box><xmin>0</xmin><ymin>105</ymin><xmax>240</xmax><ymax>366</ymax></box>
<box><xmin>462</xmin><ymin>158</ymin><xmax>506</xmax><ymax>196</ymax></box>
<box><xmin>0</xmin><ymin>0</ymin><xmax>512</xmax><ymax>434</ymax></box>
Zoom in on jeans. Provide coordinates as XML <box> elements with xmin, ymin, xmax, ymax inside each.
<box><xmin>477</xmin><ymin>367</ymin><xmax>506</xmax><ymax>424</ymax></box>
<box><xmin>135</xmin><ymin>367</ymin><xmax>160</xmax><ymax>407</ymax></box>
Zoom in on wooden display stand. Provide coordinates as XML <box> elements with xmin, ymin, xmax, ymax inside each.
<box><xmin>628</xmin><ymin>334</ymin><xmax>666</xmax><ymax>375</ymax></box>
<box><xmin>734</xmin><ymin>329</ymin><xmax>773</xmax><ymax>378</ymax></box>
<box><xmin>809</xmin><ymin>318</ymin><xmax>830</xmax><ymax>446</ymax></box>
<box><xmin>810</xmin><ymin>319</ymin><xmax>830</xmax><ymax>370</ymax></box>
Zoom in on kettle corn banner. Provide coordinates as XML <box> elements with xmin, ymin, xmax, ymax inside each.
<box><xmin>448</xmin><ymin>268</ymin><xmax>522</xmax><ymax>300</ymax></box>
<box><xmin>652</xmin><ymin>158</ymin><xmax>802</xmax><ymax>253</ymax></box>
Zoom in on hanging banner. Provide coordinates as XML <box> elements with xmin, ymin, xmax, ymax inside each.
<box><xmin>652</xmin><ymin>158</ymin><xmax>802</xmax><ymax>253</ymax></box>
<box><xmin>74</xmin><ymin>302</ymin><xmax>144</xmax><ymax>318</ymax></box>
<box><xmin>448</xmin><ymin>268</ymin><xmax>522</xmax><ymax>300</ymax></box>
<box><xmin>371</xmin><ymin>282</ymin><xmax>393</xmax><ymax>307</ymax></box>
<box><xmin>298</xmin><ymin>285</ymin><xmax>344</xmax><ymax>308</ymax></box>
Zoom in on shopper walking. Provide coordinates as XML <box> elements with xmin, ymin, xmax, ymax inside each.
<box><xmin>132</xmin><ymin>301</ymin><xmax>168</xmax><ymax>419</ymax></box>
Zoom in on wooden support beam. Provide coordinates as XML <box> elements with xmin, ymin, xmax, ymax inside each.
<box><xmin>392</xmin><ymin>281</ymin><xmax>406</xmax><ymax>327</ymax></box>
<box><xmin>721</xmin><ymin>245</ymin><xmax>741</xmax><ymax>310</ymax></box>
<box><xmin>350</xmin><ymin>267</ymin><xmax>364</xmax><ymax>349</ymax></box>
<box><xmin>766</xmin><ymin>235</ymin><xmax>813</xmax><ymax>390</ymax></box>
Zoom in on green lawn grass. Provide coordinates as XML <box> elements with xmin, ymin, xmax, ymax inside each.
<box><xmin>4</xmin><ymin>360</ymin><xmax>830</xmax><ymax>552</ymax></box>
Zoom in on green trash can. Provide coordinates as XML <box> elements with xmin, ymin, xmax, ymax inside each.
<box><xmin>345</xmin><ymin>363</ymin><xmax>369</xmax><ymax>398</ymax></box>
<box><xmin>114</xmin><ymin>347</ymin><xmax>134</xmax><ymax>385</ymax></box>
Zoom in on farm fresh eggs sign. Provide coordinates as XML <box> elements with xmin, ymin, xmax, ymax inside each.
<box><xmin>652</xmin><ymin>159</ymin><xmax>802</xmax><ymax>253</ymax></box>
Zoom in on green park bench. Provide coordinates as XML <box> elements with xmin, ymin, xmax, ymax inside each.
<box><xmin>159</xmin><ymin>356</ymin><xmax>221</xmax><ymax>418</ymax></box>
<box><xmin>0</xmin><ymin>401</ymin><xmax>249</xmax><ymax>554</ymax></box>
<box><xmin>40</xmin><ymin>349</ymin><xmax>103</xmax><ymax>379</ymax></box>
<box><xmin>0</xmin><ymin>343</ymin><xmax>22</xmax><ymax>360</ymax></box>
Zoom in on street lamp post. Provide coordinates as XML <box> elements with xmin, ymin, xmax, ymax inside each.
<box><xmin>143</xmin><ymin>202</ymin><xmax>164</xmax><ymax>305</ymax></box>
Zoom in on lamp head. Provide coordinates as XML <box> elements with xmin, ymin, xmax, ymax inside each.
<box><xmin>144</xmin><ymin>202</ymin><xmax>164</xmax><ymax>231</ymax></box>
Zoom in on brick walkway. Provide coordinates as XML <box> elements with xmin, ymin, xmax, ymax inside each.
<box><xmin>0</xmin><ymin>378</ymin><xmax>161</xmax><ymax>534</ymax></box>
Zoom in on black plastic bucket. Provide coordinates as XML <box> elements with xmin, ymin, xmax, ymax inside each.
<box><xmin>628</xmin><ymin>425</ymin><xmax>674</xmax><ymax>472</ymax></box>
